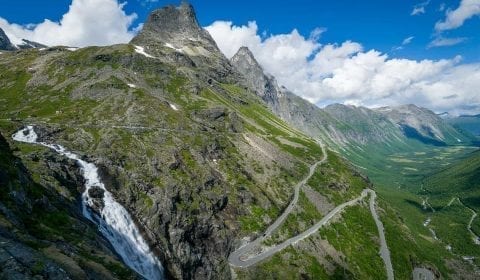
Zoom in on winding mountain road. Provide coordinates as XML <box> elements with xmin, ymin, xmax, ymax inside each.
<box><xmin>369</xmin><ymin>190</ymin><xmax>395</xmax><ymax>280</ymax></box>
<box><xmin>228</xmin><ymin>145</ymin><xmax>394</xmax><ymax>280</ymax></box>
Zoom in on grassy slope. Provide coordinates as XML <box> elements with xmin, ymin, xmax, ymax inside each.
<box><xmin>342</xmin><ymin>133</ymin><xmax>480</xmax><ymax>278</ymax></box>
<box><xmin>0</xmin><ymin>46</ymin><xmax>391</xmax><ymax>278</ymax></box>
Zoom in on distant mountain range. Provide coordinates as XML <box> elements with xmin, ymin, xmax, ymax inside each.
<box><xmin>231</xmin><ymin>44</ymin><xmax>475</xmax><ymax>152</ymax></box>
<box><xmin>0</xmin><ymin>3</ymin><xmax>478</xmax><ymax>279</ymax></box>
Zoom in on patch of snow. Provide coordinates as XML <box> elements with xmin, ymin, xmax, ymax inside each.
<box><xmin>66</xmin><ymin>47</ymin><xmax>79</xmax><ymax>51</ymax></box>
<box><xmin>164</xmin><ymin>43</ymin><xmax>183</xmax><ymax>53</ymax></box>
<box><xmin>127</xmin><ymin>83</ymin><xmax>136</xmax><ymax>88</ymax></box>
<box><xmin>169</xmin><ymin>103</ymin><xmax>179</xmax><ymax>111</ymax></box>
<box><xmin>134</xmin><ymin>45</ymin><xmax>154</xmax><ymax>58</ymax></box>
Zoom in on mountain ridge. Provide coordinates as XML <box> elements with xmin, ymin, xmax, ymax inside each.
<box><xmin>0</xmin><ymin>3</ymin><xmax>478</xmax><ymax>279</ymax></box>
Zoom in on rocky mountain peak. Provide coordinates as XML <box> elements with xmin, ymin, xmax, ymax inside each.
<box><xmin>131</xmin><ymin>3</ymin><xmax>221</xmax><ymax>56</ymax></box>
<box><xmin>230</xmin><ymin>46</ymin><xmax>281</xmax><ymax>103</ymax></box>
<box><xmin>231</xmin><ymin>46</ymin><xmax>261</xmax><ymax>69</ymax></box>
<box><xmin>0</xmin><ymin>27</ymin><xmax>16</xmax><ymax>51</ymax></box>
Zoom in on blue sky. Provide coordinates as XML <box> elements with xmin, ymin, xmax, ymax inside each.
<box><xmin>0</xmin><ymin>0</ymin><xmax>479</xmax><ymax>114</ymax></box>
<box><xmin>1</xmin><ymin>0</ymin><xmax>478</xmax><ymax>62</ymax></box>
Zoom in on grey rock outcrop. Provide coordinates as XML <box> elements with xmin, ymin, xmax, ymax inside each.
<box><xmin>0</xmin><ymin>28</ymin><xmax>16</xmax><ymax>51</ymax></box>
<box><xmin>131</xmin><ymin>3</ymin><xmax>233</xmax><ymax>82</ymax></box>
<box><xmin>230</xmin><ymin>46</ymin><xmax>280</xmax><ymax>105</ymax></box>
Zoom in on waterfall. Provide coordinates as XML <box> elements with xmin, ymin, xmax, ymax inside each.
<box><xmin>13</xmin><ymin>126</ymin><xmax>164</xmax><ymax>280</ymax></box>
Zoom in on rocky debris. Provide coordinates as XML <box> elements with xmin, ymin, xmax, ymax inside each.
<box><xmin>0</xmin><ymin>28</ymin><xmax>16</xmax><ymax>51</ymax></box>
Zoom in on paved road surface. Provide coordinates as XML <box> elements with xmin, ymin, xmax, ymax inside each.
<box><xmin>369</xmin><ymin>190</ymin><xmax>394</xmax><ymax>280</ymax></box>
<box><xmin>228</xmin><ymin>142</ymin><xmax>394</xmax><ymax>279</ymax></box>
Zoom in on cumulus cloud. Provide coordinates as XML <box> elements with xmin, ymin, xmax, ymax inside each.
<box><xmin>206</xmin><ymin>21</ymin><xmax>480</xmax><ymax>115</ymax></box>
<box><xmin>0</xmin><ymin>0</ymin><xmax>137</xmax><ymax>47</ymax></box>
<box><xmin>428</xmin><ymin>36</ymin><xmax>467</xmax><ymax>48</ymax></box>
<box><xmin>411</xmin><ymin>0</ymin><xmax>431</xmax><ymax>15</ymax></box>
<box><xmin>435</xmin><ymin>0</ymin><xmax>480</xmax><ymax>31</ymax></box>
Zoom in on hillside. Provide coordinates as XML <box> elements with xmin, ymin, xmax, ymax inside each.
<box><xmin>0</xmin><ymin>3</ymin><xmax>403</xmax><ymax>280</ymax></box>
<box><xmin>0</xmin><ymin>3</ymin><xmax>478</xmax><ymax>280</ymax></box>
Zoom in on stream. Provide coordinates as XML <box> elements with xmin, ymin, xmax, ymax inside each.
<box><xmin>13</xmin><ymin>126</ymin><xmax>164</xmax><ymax>280</ymax></box>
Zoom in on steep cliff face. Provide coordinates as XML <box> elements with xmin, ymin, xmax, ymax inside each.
<box><xmin>131</xmin><ymin>3</ymin><xmax>233</xmax><ymax>82</ymax></box>
<box><xmin>0</xmin><ymin>131</ymin><xmax>138</xmax><ymax>279</ymax></box>
<box><xmin>0</xmin><ymin>28</ymin><xmax>16</xmax><ymax>51</ymax></box>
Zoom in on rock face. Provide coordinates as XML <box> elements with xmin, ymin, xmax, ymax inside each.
<box><xmin>0</xmin><ymin>132</ymin><xmax>139</xmax><ymax>279</ymax></box>
<box><xmin>0</xmin><ymin>28</ymin><xmax>16</xmax><ymax>51</ymax></box>
<box><xmin>230</xmin><ymin>46</ymin><xmax>280</xmax><ymax>105</ymax></box>
<box><xmin>131</xmin><ymin>3</ymin><xmax>233</xmax><ymax>81</ymax></box>
<box><xmin>132</xmin><ymin>3</ymin><xmax>217</xmax><ymax>52</ymax></box>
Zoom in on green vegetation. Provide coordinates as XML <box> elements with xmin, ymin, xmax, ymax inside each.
<box><xmin>236</xmin><ymin>246</ymin><xmax>348</xmax><ymax>280</ymax></box>
<box><xmin>318</xmin><ymin>204</ymin><xmax>387</xmax><ymax>279</ymax></box>
<box><xmin>307</xmin><ymin>151</ymin><xmax>366</xmax><ymax>205</ymax></box>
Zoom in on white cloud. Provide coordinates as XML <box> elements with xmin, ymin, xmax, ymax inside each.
<box><xmin>411</xmin><ymin>6</ymin><xmax>426</xmax><ymax>15</ymax></box>
<box><xmin>435</xmin><ymin>0</ymin><xmax>480</xmax><ymax>31</ymax></box>
<box><xmin>206</xmin><ymin>21</ymin><xmax>480</xmax><ymax>115</ymax></box>
<box><xmin>411</xmin><ymin>0</ymin><xmax>431</xmax><ymax>15</ymax></box>
<box><xmin>402</xmin><ymin>36</ymin><xmax>414</xmax><ymax>45</ymax></box>
<box><xmin>439</xmin><ymin>3</ymin><xmax>446</xmax><ymax>12</ymax></box>
<box><xmin>0</xmin><ymin>0</ymin><xmax>137</xmax><ymax>47</ymax></box>
<box><xmin>428</xmin><ymin>36</ymin><xmax>467</xmax><ymax>48</ymax></box>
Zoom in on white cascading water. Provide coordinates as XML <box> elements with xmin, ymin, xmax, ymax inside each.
<box><xmin>12</xmin><ymin>126</ymin><xmax>164</xmax><ymax>280</ymax></box>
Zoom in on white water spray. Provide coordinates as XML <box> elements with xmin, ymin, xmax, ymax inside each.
<box><xmin>13</xmin><ymin>126</ymin><xmax>164</xmax><ymax>280</ymax></box>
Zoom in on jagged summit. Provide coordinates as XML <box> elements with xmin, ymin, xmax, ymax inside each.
<box><xmin>230</xmin><ymin>46</ymin><xmax>281</xmax><ymax>103</ymax></box>
<box><xmin>131</xmin><ymin>3</ymin><xmax>221</xmax><ymax>56</ymax></box>
<box><xmin>0</xmin><ymin>27</ymin><xmax>16</xmax><ymax>51</ymax></box>
<box><xmin>0</xmin><ymin>27</ymin><xmax>48</xmax><ymax>51</ymax></box>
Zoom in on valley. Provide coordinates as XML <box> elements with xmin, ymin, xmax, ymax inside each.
<box><xmin>0</xmin><ymin>2</ymin><xmax>479</xmax><ymax>280</ymax></box>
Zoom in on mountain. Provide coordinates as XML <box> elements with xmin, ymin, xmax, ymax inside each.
<box><xmin>375</xmin><ymin>104</ymin><xmax>473</xmax><ymax>146</ymax></box>
<box><xmin>0</xmin><ymin>27</ymin><xmax>47</xmax><ymax>51</ymax></box>
<box><xmin>130</xmin><ymin>3</ymin><xmax>233</xmax><ymax>81</ymax></box>
<box><xmin>230</xmin><ymin>46</ymin><xmax>479</xmax><ymax>278</ymax></box>
<box><xmin>0</xmin><ymin>28</ymin><xmax>16</xmax><ymax>51</ymax></box>
<box><xmin>446</xmin><ymin>114</ymin><xmax>480</xmax><ymax>137</ymax></box>
<box><xmin>0</xmin><ymin>3</ymin><xmax>477</xmax><ymax>279</ymax></box>
<box><xmin>0</xmin><ymin>3</ymin><xmax>409</xmax><ymax>280</ymax></box>
<box><xmin>17</xmin><ymin>39</ymin><xmax>47</xmax><ymax>50</ymax></box>
<box><xmin>230</xmin><ymin>47</ymin><xmax>473</xmax><ymax>151</ymax></box>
